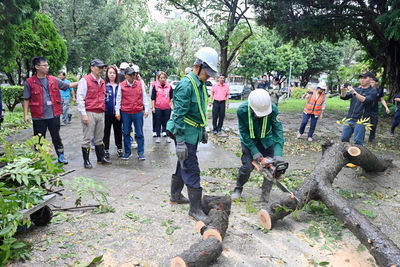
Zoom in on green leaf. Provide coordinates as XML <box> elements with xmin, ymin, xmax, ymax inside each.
<box><xmin>319</xmin><ymin>262</ymin><xmax>329</xmax><ymax>266</ymax></box>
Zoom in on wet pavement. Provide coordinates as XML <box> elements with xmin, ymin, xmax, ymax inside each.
<box><xmin>11</xmin><ymin>105</ymin><xmax>400</xmax><ymax>267</ymax></box>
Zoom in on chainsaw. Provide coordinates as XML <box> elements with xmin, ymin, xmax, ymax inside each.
<box><xmin>252</xmin><ymin>157</ymin><xmax>299</xmax><ymax>203</ymax></box>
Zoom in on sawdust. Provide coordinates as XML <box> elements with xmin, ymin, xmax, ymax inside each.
<box><xmin>328</xmin><ymin>247</ymin><xmax>374</xmax><ymax>267</ymax></box>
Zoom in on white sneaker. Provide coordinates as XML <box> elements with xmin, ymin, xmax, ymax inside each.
<box><xmin>296</xmin><ymin>133</ymin><xmax>302</xmax><ymax>139</ymax></box>
<box><xmin>166</xmin><ymin>137</ymin><xmax>171</xmax><ymax>143</ymax></box>
<box><xmin>156</xmin><ymin>137</ymin><xmax>161</xmax><ymax>143</ymax></box>
<box><xmin>152</xmin><ymin>132</ymin><xmax>157</xmax><ymax>137</ymax></box>
<box><xmin>162</xmin><ymin>132</ymin><xmax>167</xmax><ymax>137</ymax></box>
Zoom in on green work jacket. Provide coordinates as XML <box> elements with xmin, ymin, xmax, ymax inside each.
<box><xmin>166</xmin><ymin>72</ymin><xmax>208</xmax><ymax>145</ymax></box>
<box><xmin>237</xmin><ymin>101</ymin><xmax>284</xmax><ymax>156</ymax></box>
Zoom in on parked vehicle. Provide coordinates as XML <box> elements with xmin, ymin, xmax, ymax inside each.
<box><xmin>206</xmin><ymin>80</ymin><xmax>216</xmax><ymax>96</ymax></box>
<box><xmin>229</xmin><ymin>84</ymin><xmax>245</xmax><ymax>99</ymax></box>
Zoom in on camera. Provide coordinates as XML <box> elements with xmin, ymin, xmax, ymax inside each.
<box><xmin>343</xmin><ymin>82</ymin><xmax>350</xmax><ymax>89</ymax></box>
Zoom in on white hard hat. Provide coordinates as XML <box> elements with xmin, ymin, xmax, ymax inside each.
<box><xmin>195</xmin><ymin>47</ymin><xmax>219</xmax><ymax>73</ymax></box>
<box><xmin>119</xmin><ymin>62</ymin><xmax>129</xmax><ymax>69</ymax></box>
<box><xmin>317</xmin><ymin>81</ymin><xmax>327</xmax><ymax>90</ymax></box>
<box><xmin>132</xmin><ymin>64</ymin><xmax>140</xmax><ymax>73</ymax></box>
<box><xmin>248</xmin><ymin>89</ymin><xmax>272</xmax><ymax>117</ymax></box>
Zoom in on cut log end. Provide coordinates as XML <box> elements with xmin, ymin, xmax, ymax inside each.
<box><xmin>258</xmin><ymin>209</ymin><xmax>272</xmax><ymax>230</ymax></box>
<box><xmin>195</xmin><ymin>221</ymin><xmax>206</xmax><ymax>233</ymax></box>
<box><xmin>171</xmin><ymin>257</ymin><xmax>188</xmax><ymax>267</ymax></box>
<box><xmin>347</xmin><ymin>146</ymin><xmax>361</xmax><ymax>157</ymax></box>
<box><xmin>203</xmin><ymin>228</ymin><xmax>222</xmax><ymax>243</ymax></box>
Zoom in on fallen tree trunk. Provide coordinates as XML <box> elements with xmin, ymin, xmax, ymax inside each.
<box><xmin>258</xmin><ymin>142</ymin><xmax>400</xmax><ymax>266</ymax></box>
<box><xmin>171</xmin><ymin>237</ymin><xmax>222</xmax><ymax>267</ymax></box>
<box><xmin>171</xmin><ymin>196</ymin><xmax>231</xmax><ymax>267</ymax></box>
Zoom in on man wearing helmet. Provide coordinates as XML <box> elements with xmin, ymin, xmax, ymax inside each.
<box><xmin>167</xmin><ymin>47</ymin><xmax>219</xmax><ymax>221</ymax></box>
<box><xmin>231</xmin><ymin>89</ymin><xmax>284</xmax><ymax>202</ymax></box>
<box><xmin>118</xmin><ymin>62</ymin><xmax>129</xmax><ymax>83</ymax></box>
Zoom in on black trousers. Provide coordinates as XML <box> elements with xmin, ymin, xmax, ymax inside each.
<box><xmin>212</xmin><ymin>100</ymin><xmax>226</xmax><ymax>131</ymax></box>
<box><xmin>103</xmin><ymin>114</ymin><xmax>122</xmax><ymax>150</ymax></box>
<box><xmin>369</xmin><ymin>113</ymin><xmax>378</xmax><ymax>141</ymax></box>
<box><xmin>237</xmin><ymin>142</ymin><xmax>274</xmax><ymax>187</ymax></box>
<box><xmin>32</xmin><ymin>116</ymin><xmax>64</xmax><ymax>155</ymax></box>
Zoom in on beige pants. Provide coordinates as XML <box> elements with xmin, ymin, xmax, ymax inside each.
<box><xmin>82</xmin><ymin>111</ymin><xmax>104</xmax><ymax>148</ymax></box>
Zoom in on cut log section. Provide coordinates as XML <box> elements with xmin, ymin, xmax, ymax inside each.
<box><xmin>202</xmin><ymin>195</ymin><xmax>231</xmax><ymax>215</ymax></box>
<box><xmin>194</xmin><ymin>209</ymin><xmax>229</xmax><ymax>242</ymax></box>
<box><xmin>257</xmin><ymin>142</ymin><xmax>400</xmax><ymax>266</ymax></box>
<box><xmin>171</xmin><ymin>237</ymin><xmax>223</xmax><ymax>267</ymax></box>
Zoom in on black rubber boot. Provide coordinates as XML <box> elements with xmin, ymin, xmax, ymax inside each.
<box><xmin>95</xmin><ymin>145</ymin><xmax>111</xmax><ymax>165</ymax></box>
<box><xmin>187</xmin><ymin>187</ymin><xmax>208</xmax><ymax>222</ymax></box>
<box><xmin>170</xmin><ymin>174</ymin><xmax>189</xmax><ymax>204</ymax></box>
<box><xmin>231</xmin><ymin>186</ymin><xmax>243</xmax><ymax>200</ymax></box>
<box><xmin>260</xmin><ymin>178</ymin><xmax>273</xmax><ymax>202</ymax></box>
<box><xmin>82</xmin><ymin>147</ymin><xmax>93</xmax><ymax>169</ymax></box>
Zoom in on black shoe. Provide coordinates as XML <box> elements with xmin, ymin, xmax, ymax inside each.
<box><xmin>187</xmin><ymin>187</ymin><xmax>208</xmax><ymax>222</ymax></box>
<box><xmin>82</xmin><ymin>147</ymin><xmax>93</xmax><ymax>169</ymax></box>
<box><xmin>170</xmin><ymin>174</ymin><xmax>189</xmax><ymax>204</ymax></box>
<box><xmin>95</xmin><ymin>145</ymin><xmax>111</xmax><ymax>165</ymax></box>
<box><xmin>68</xmin><ymin>114</ymin><xmax>72</xmax><ymax>122</ymax></box>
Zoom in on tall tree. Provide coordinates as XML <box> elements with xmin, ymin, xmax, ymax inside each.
<box><xmin>0</xmin><ymin>12</ymin><xmax>67</xmax><ymax>85</ymax></box>
<box><xmin>0</xmin><ymin>0</ymin><xmax>40</xmax><ymax>66</ymax></box>
<box><xmin>161</xmin><ymin>0</ymin><xmax>253</xmax><ymax>76</ymax></box>
<box><xmin>150</xmin><ymin>20</ymin><xmax>203</xmax><ymax>76</ymax></box>
<box><xmin>297</xmin><ymin>41</ymin><xmax>343</xmax><ymax>87</ymax></box>
<box><xmin>252</xmin><ymin>0</ymin><xmax>400</xmax><ymax>99</ymax></box>
<box><xmin>41</xmin><ymin>0</ymin><xmax>148</xmax><ymax>72</ymax></box>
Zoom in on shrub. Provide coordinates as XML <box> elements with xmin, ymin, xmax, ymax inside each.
<box><xmin>1</xmin><ymin>86</ymin><xmax>24</xmax><ymax>112</ymax></box>
<box><xmin>290</xmin><ymin>87</ymin><xmax>308</xmax><ymax>99</ymax></box>
<box><xmin>65</xmin><ymin>73</ymin><xmax>78</xmax><ymax>82</ymax></box>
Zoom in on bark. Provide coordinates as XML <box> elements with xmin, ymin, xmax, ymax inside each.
<box><xmin>201</xmin><ymin>195</ymin><xmax>231</xmax><ymax>216</ymax></box>
<box><xmin>257</xmin><ymin>142</ymin><xmax>398</xmax><ymax>266</ymax></box>
<box><xmin>195</xmin><ymin>209</ymin><xmax>229</xmax><ymax>242</ymax></box>
<box><xmin>171</xmin><ymin>237</ymin><xmax>223</xmax><ymax>267</ymax></box>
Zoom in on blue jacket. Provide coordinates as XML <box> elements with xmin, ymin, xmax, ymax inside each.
<box><xmin>341</xmin><ymin>86</ymin><xmax>377</xmax><ymax>121</ymax></box>
<box><xmin>105</xmin><ymin>83</ymin><xmax>119</xmax><ymax>115</ymax></box>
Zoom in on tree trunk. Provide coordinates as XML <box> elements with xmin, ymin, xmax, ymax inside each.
<box><xmin>219</xmin><ymin>41</ymin><xmax>228</xmax><ymax>77</ymax></box>
<box><xmin>171</xmin><ymin>237</ymin><xmax>223</xmax><ymax>267</ymax></box>
<box><xmin>257</xmin><ymin>142</ymin><xmax>399</xmax><ymax>266</ymax></box>
<box><xmin>387</xmin><ymin>39</ymin><xmax>400</xmax><ymax>100</ymax></box>
<box><xmin>195</xmin><ymin>209</ymin><xmax>229</xmax><ymax>242</ymax></box>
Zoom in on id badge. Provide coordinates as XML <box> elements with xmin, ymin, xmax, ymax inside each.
<box><xmin>47</xmin><ymin>100</ymin><xmax>53</xmax><ymax>105</ymax></box>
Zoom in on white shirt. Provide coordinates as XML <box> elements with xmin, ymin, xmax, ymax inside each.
<box><xmin>77</xmin><ymin>73</ymin><xmax>102</xmax><ymax>116</ymax></box>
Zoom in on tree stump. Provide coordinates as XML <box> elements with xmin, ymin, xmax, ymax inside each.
<box><xmin>257</xmin><ymin>142</ymin><xmax>400</xmax><ymax>266</ymax></box>
<box><xmin>171</xmin><ymin>237</ymin><xmax>223</xmax><ymax>267</ymax></box>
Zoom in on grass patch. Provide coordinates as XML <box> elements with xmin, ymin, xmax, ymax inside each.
<box><xmin>278</xmin><ymin>96</ymin><xmax>350</xmax><ymax>113</ymax></box>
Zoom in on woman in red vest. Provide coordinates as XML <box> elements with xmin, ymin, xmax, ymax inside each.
<box><xmin>297</xmin><ymin>83</ymin><xmax>327</xmax><ymax>141</ymax></box>
<box><xmin>151</xmin><ymin>71</ymin><xmax>173</xmax><ymax>143</ymax></box>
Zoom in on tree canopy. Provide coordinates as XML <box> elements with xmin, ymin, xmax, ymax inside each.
<box><xmin>252</xmin><ymin>0</ymin><xmax>400</xmax><ymax>98</ymax></box>
<box><xmin>162</xmin><ymin>0</ymin><xmax>253</xmax><ymax>76</ymax></box>
<box><xmin>0</xmin><ymin>12</ymin><xmax>67</xmax><ymax>85</ymax></box>
<box><xmin>0</xmin><ymin>0</ymin><xmax>40</xmax><ymax>68</ymax></box>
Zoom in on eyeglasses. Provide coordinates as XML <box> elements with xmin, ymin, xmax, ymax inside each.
<box><xmin>38</xmin><ymin>64</ymin><xmax>50</xmax><ymax>68</ymax></box>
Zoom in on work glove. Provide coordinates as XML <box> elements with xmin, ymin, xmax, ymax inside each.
<box><xmin>201</xmin><ymin>129</ymin><xmax>208</xmax><ymax>144</ymax></box>
<box><xmin>273</xmin><ymin>155</ymin><xmax>284</xmax><ymax>163</ymax></box>
<box><xmin>176</xmin><ymin>141</ymin><xmax>188</xmax><ymax>168</ymax></box>
<box><xmin>252</xmin><ymin>152</ymin><xmax>263</xmax><ymax>162</ymax></box>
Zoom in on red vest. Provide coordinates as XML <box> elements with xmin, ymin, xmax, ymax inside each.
<box><xmin>120</xmin><ymin>80</ymin><xmax>143</xmax><ymax>114</ymax></box>
<box><xmin>84</xmin><ymin>74</ymin><xmax>106</xmax><ymax>113</ymax></box>
<box><xmin>304</xmin><ymin>91</ymin><xmax>326</xmax><ymax>116</ymax></box>
<box><xmin>26</xmin><ymin>74</ymin><xmax>62</xmax><ymax>119</ymax></box>
<box><xmin>155</xmin><ymin>82</ymin><xmax>171</xmax><ymax>110</ymax></box>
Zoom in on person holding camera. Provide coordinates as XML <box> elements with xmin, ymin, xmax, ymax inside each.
<box><xmin>340</xmin><ymin>71</ymin><xmax>378</xmax><ymax>146</ymax></box>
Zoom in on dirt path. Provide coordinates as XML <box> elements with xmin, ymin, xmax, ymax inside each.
<box><xmin>11</xmin><ymin>106</ymin><xmax>400</xmax><ymax>267</ymax></box>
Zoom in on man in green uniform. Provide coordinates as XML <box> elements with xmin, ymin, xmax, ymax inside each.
<box><xmin>231</xmin><ymin>89</ymin><xmax>285</xmax><ymax>202</ymax></box>
<box><xmin>167</xmin><ymin>47</ymin><xmax>219</xmax><ymax>221</ymax></box>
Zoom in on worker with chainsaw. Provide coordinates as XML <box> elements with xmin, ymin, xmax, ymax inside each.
<box><xmin>231</xmin><ymin>89</ymin><xmax>284</xmax><ymax>202</ymax></box>
<box><xmin>166</xmin><ymin>47</ymin><xmax>219</xmax><ymax>222</ymax></box>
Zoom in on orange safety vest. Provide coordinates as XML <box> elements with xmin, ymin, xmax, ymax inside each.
<box><xmin>304</xmin><ymin>91</ymin><xmax>326</xmax><ymax>116</ymax></box>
